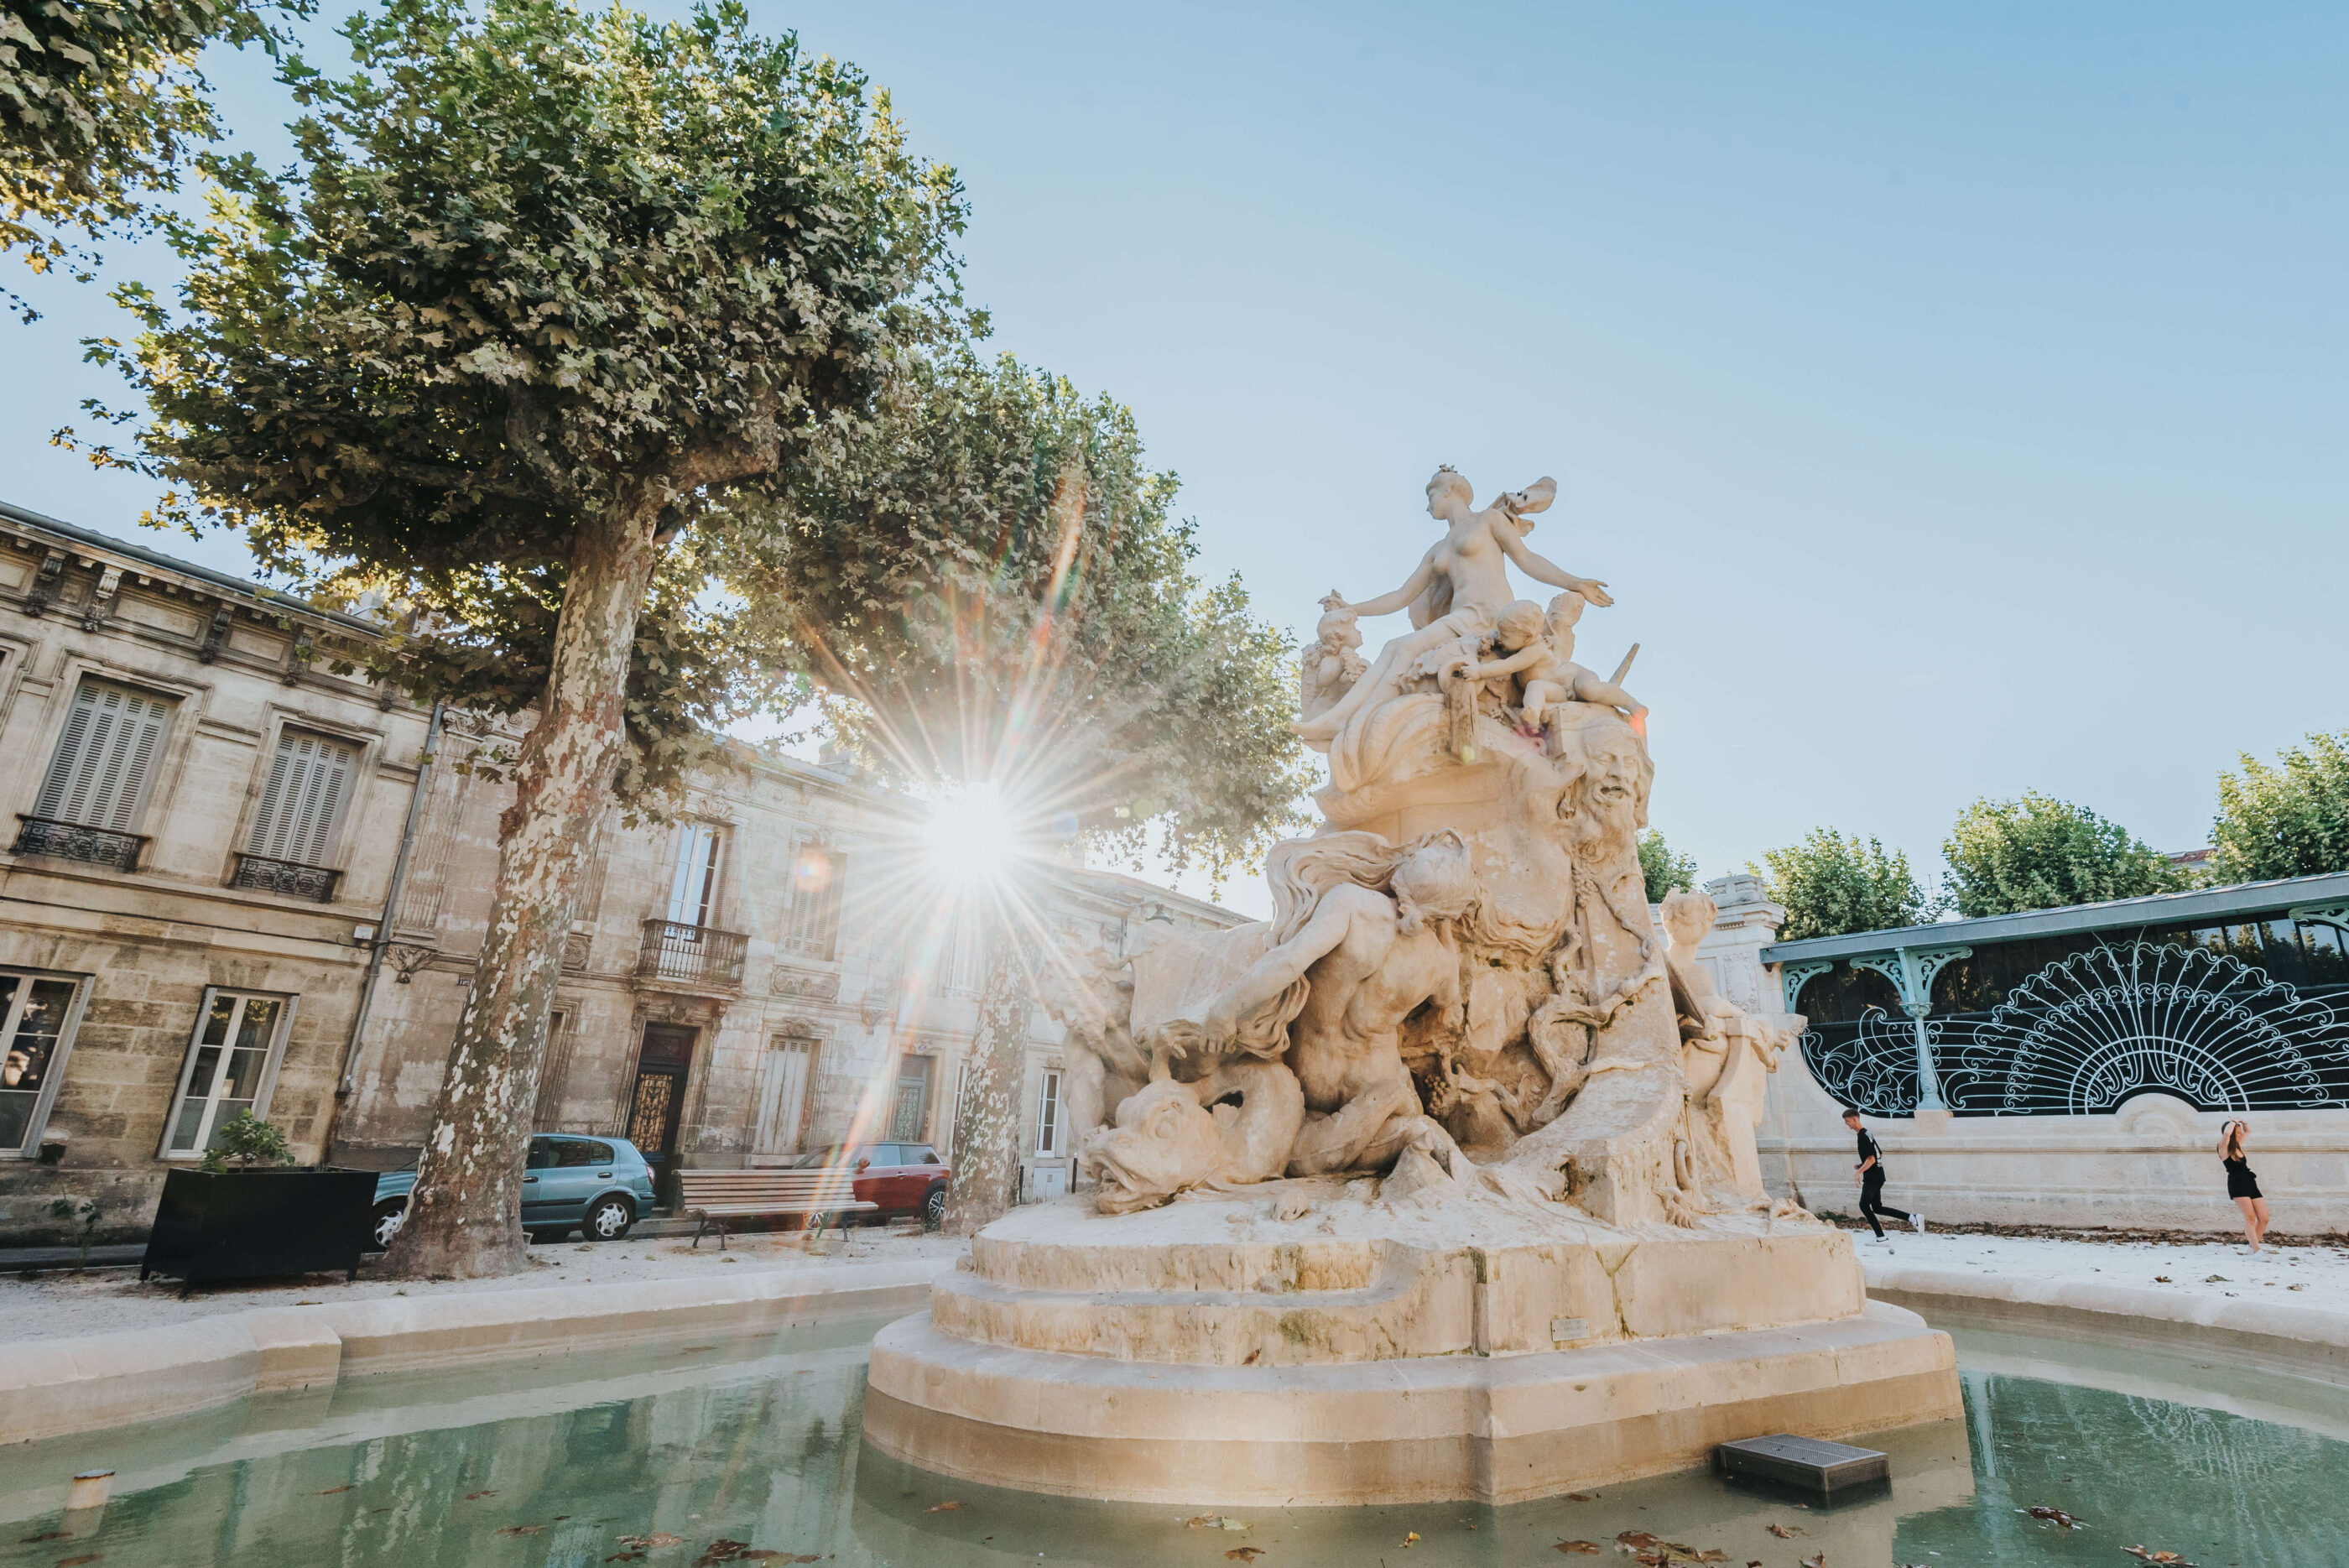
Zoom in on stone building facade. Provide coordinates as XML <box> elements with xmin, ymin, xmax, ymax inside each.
<box><xmin>0</xmin><ymin>501</ymin><xmax>1238</xmax><ymax>1243</ymax></box>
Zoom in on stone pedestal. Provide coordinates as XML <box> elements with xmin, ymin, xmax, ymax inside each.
<box><xmin>865</xmin><ymin>1187</ymin><xmax>1961</xmax><ymax>1505</ymax></box>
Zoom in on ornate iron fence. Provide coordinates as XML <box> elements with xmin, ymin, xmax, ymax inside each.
<box><xmin>635</xmin><ymin>918</ymin><xmax>747</xmax><ymax>991</ymax></box>
<box><xmin>1800</xmin><ymin>939</ymin><xmax>2349</xmax><ymax>1116</ymax></box>
<box><xmin>11</xmin><ymin>815</ymin><xmax>148</xmax><ymax>872</ymax></box>
<box><xmin>228</xmin><ymin>852</ymin><xmax>342</xmax><ymax>901</ymax></box>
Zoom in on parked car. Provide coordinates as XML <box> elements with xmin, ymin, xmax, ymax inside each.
<box><xmin>794</xmin><ymin>1141</ymin><xmax>952</xmax><ymax>1227</ymax></box>
<box><xmin>371</xmin><ymin>1134</ymin><xmax>659</xmax><ymax>1249</ymax></box>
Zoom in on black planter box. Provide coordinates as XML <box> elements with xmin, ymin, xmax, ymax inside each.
<box><xmin>140</xmin><ymin>1166</ymin><xmax>378</xmax><ymax>1292</ymax></box>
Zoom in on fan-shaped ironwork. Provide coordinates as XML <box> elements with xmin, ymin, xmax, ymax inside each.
<box><xmin>1955</xmin><ymin>940</ymin><xmax>2348</xmax><ymax>1114</ymax></box>
<box><xmin>1801</xmin><ymin>1008</ymin><xmax>1939</xmax><ymax>1116</ymax></box>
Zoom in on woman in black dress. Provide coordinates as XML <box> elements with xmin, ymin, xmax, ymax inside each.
<box><xmin>2218</xmin><ymin>1118</ymin><xmax>2268</xmax><ymax>1253</ymax></box>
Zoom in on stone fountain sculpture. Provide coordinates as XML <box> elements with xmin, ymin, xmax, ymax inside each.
<box><xmin>865</xmin><ymin>468</ymin><xmax>1962</xmax><ymax>1505</ymax></box>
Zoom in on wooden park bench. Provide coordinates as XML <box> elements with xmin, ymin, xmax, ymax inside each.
<box><xmin>677</xmin><ymin>1169</ymin><xmax>875</xmax><ymax>1250</ymax></box>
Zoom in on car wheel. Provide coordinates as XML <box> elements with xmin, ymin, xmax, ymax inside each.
<box><xmin>371</xmin><ymin>1199</ymin><xmax>409</xmax><ymax>1251</ymax></box>
<box><xmin>585</xmin><ymin>1195</ymin><xmax>634</xmax><ymax>1242</ymax></box>
<box><xmin>924</xmin><ymin>1185</ymin><xmax>947</xmax><ymax>1230</ymax></box>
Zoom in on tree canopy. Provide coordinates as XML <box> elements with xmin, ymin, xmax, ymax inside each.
<box><xmin>85</xmin><ymin>0</ymin><xmax>964</xmax><ymax>799</ymax></box>
<box><xmin>1638</xmin><ymin>829</ymin><xmax>1697</xmax><ymax>905</ymax></box>
<box><xmin>1940</xmin><ymin>791</ymin><xmax>2185</xmax><ymax>918</ymax></box>
<box><xmin>2</xmin><ymin>0</ymin><xmax>310</xmax><ymax>308</ymax></box>
<box><xmin>727</xmin><ymin>348</ymin><xmax>1313</xmax><ymax>887</ymax></box>
<box><xmin>1752</xmin><ymin>828</ymin><xmax>1937</xmax><ymax>941</ymax></box>
<box><xmin>2212</xmin><ymin>730</ymin><xmax>2349</xmax><ymax>883</ymax></box>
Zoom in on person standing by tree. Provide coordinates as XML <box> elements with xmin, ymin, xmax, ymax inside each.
<box><xmin>2219</xmin><ymin>1119</ymin><xmax>2269</xmax><ymax>1253</ymax></box>
<box><xmin>1844</xmin><ymin>1107</ymin><xmax>1924</xmax><ymax>1246</ymax></box>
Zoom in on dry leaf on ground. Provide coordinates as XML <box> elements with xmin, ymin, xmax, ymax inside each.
<box><xmin>1554</xmin><ymin>1544</ymin><xmax>1601</xmax><ymax>1555</ymax></box>
<box><xmin>923</xmin><ymin>1502</ymin><xmax>962</xmax><ymax>1513</ymax></box>
<box><xmin>1225</xmin><ymin>1550</ymin><xmax>1265</xmax><ymax>1563</ymax></box>
<box><xmin>1767</xmin><ymin>1524</ymin><xmax>1805</xmax><ymax>1538</ymax></box>
<box><xmin>1800</xmin><ymin>1555</ymin><xmax>1827</xmax><ymax>1568</ymax></box>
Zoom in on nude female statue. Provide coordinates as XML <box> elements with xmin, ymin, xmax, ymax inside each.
<box><xmin>1292</xmin><ymin>468</ymin><xmax>1613</xmax><ymax>746</ymax></box>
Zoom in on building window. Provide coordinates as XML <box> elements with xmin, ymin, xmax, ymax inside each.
<box><xmin>531</xmin><ymin>1008</ymin><xmax>571</xmax><ymax>1131</ymax></box>
<box><xmin>1034</xmin><ymin>1068</ymin><xmax>1063</xmax><ymax>1158</ymax></box>
<box><xmin>753</xmin><ymin>1034</ymin><xmax>818</xmax><ymax>1158</ymax></box>
<box><xmin>889</xmin><ymin>1054</ymin><xmax>933</xmax><ymax>1143</ymax></box>
<box><xmin>162</xmin><ymin>989</ymin><xmax>294</xmax><ymax>1158</ymax></box>
<box><xmin>665</xmin><ymin>823</ymin><xmax>724</xmax><ymax>930</ymax></box>
<box><xmin>0</xmin><ymin>970</ymin><xmax>87</xmax><ymax>1156</ymax></box>
<box><xmin>231</xmin><ymin>727</ymin><xmax>361</xmax><ymax>899</ymax></box>
<box><xmin>17</xmin><ymin>677</ymin><xmax>174</xmax><ymax>871</ymax></box>
<box><xmin>938</xmin><ymin>909</ymin><xmax>984</xmax><ymax>998</ymax></box>
<box><xmin>780</xmin><ymin>838</ymin><xmax>843</xmax><ymax>959</ymax></box>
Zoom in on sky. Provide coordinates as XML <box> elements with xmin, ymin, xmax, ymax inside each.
<box><xmin>5</xmin><ymin>3</ymin><xmax>2344</xmax><ymax>919</ymax></box>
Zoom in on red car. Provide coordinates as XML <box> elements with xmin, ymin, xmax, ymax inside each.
<box><xmin>794</xmin><ymin>1141</ymin><xmax>952</xmax><ymax>1227</ymax></box>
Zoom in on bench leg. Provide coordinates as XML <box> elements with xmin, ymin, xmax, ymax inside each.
<box><xmin>717</xmin><ymin>1218</ymin><xmax>729</xmax><ymax>1253</ymax></box>
<box><xmin>691</xmin><ymin>1215</ymin><xmax>706</xmax><ymax>1249</ymax></box>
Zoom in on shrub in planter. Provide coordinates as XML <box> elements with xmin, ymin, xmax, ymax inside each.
<box><xmin>140</xmin><ymin>1115</ymin><xmax>377</xmax><ymax>1293</ymax></box>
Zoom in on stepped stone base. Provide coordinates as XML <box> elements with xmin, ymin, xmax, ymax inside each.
<box><xmin>864</xmin><ymin>1300</ymin><xmax>1961</xmax><ymax>1506</ymax></box>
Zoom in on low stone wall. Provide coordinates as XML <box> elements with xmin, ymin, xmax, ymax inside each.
<box><xmin>1865</xmin><ymin>1261</ymin><xmax>2349</xmax><ymax>1388</ymax></box>
<box><xmin>0</xmin><ymin>1258</ymin><xmax>951</xmax><ymax>1446</ymax></box>
<box><xmin>1760</xmin><ymin>1044</ymin><xmax>2349</xmax><ymax>1235</ymax></box>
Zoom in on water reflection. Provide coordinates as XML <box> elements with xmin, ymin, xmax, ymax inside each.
<box><xmin>0</xmin><ymin>1315</ymin><xmax>2341</xmax><ymax>1567</ymax></box>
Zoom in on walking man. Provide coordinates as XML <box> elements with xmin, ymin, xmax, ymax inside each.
<box><xmin>1845</xmin><ymin>1107</ymin><xmax>1925</xmax><ymax>1246</ymax></box>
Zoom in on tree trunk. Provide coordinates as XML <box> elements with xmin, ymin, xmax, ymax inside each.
<box><xmin>940</xmin><ymin>935</ymin><xmax>1030</xmax><ymax>1237</ymax></box>
<box><xmin>381</xmin><ymin>505</ymin><xmax>663</xmax><ymax>1279</ymax></box>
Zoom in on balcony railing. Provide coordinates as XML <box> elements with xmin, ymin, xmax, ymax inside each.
<box><xmin>12</xmin><ymin>815</ymin><xmax>148</xmax><ymax>872</ymax></box>
<box><xmin>228</xmin><ymin>852</ymin><xmax>342</xmax><ymax>902</ymax></box>
<box><xmin>635</xmin><ymin>918</ymin><xmax>748</xmax><ymax>992</ymax></box>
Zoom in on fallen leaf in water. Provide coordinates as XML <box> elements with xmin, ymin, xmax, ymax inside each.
<box><xmin>19</xmin><ymin>1533</ymin><xmax>68</xmax><ymax>1543</ymax></box>
<box><xmin>692</xmin><ymin>1543</ymin><xmax>750</xmax><ymax>1566</ymax></box>
<box><xmin>616</xmin><ymin>1534</ymin><xmax>685</xmax><ymax>1549</ymax></box>
<box><xmin>1403</xmin><ymin>1531</ymin><xmax>1419</xmax><ymax>1546</ymax></box>
<box><xmin>316</xmin><ymin>1485</ymin><xmax>352</xmax><ymax>1495</ymax></box>
<box><xmin>2020</xmin><ymin>1506</ymin><xmax>2083</xmax><ymax>1529</ymax></box>
<box><xmin>923</xmin><ymin>1502</ymin><xmax>962</xmax><ymax>1513</ymax></box>
<box><xmin>2122</xmin><ymin>1550</ymin><xmax>2191</xmax><ymax>1565</ymax></box>
<box><xmin>55</xmin><ymin>1556</ymin><xmax>102</xmax><ymax>1567</ymax></box>
<box><xmin>1563</xmin><ymin>1492</ymin><xmax>1596</xmax><ymax>1503</ymax></box>
<box><xmin>1225</xmin><ymin>1550</ymin><xmax>1265</xmax><ymax>1563</ymax></box>
<box><xmin>498</xmin><ymin>1526</ymin><xmax>546</xmax><ymax>1537</ymax></box>
<box><xmin>465</xmin><ymin>1491</ymin><xmax>497</xmax><ymax>1501</ymax></box>
<box><xmin>1615</xmin><ymin>1533</ymin><xmax>1702</xmax><ymax>1556</ymax></box>
<box><xmin>604</xmin><ymin>1556</ymin><xmax>645</xmax><ymax>1565</ymax></box>
<box><xmin>1184</xmin><ymin>1515</ymin><xmax>1249</xmax><ymax>1530</ymax></box>
<box><xmin>1553</xmin><ymin>1544</ymin><xmax>1601</xmax><ymax>1556</ymax></box>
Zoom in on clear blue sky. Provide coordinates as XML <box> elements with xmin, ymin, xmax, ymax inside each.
<box><xmin>6</xmin><ymin>3</ymin><xmax>2343</xmax><ymax>916</ymax></box>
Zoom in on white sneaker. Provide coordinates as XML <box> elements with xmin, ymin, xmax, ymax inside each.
<box><xmin>1912</xmin><ymin>1214</ymin><xmax>1928</xmax><ymax>1236</ymax></box>
<box><xmin>1868</xmin><ymin>1235</ymin><xmax>1891</xmax><ymax>1246</ymax></box>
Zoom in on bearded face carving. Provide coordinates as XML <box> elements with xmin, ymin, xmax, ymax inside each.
<box><xmin>1556</xmin><ymin>716</ymin><xmax>1651</xmax><ymax>863</ymax></box>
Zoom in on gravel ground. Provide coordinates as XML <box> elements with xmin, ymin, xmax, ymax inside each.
<box><xmin>3</xmin><ymin>1224</ymin><xmax>966</xmax><ymax>1342</ymax></box>
<box><xmin>1847</xmin><ymin>1225</ymin><xmax>2349</xmax><ymax>1305</ymax></box>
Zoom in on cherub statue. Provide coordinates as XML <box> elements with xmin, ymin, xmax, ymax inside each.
<box><xmin>1540</xmin><ymin>591</ymin><xmax>1645</xmax><ymax>728</ymax></box>
<box><xmin>1298</xmin><ymin>591</ymin><xmax>1367</xmax><ymax>721</ymax></box>
<box><xmin>1294</xmin><ymin>468</ymin><xmax>1612</xmax><ymax>747</ymax></box>
<box><xmin>1660</xmin><ymin>888</ymin><xmax>1798</xmax><ymax>1201</ymax></box>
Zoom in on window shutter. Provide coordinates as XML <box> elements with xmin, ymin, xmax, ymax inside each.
<box><xmin>247</xmin><ymin>729</ymin><xmax>358</xmax><ymax>864</ymax></box>
<box><xmin>34</xmin><ymin>680</ymin><xmax>173</xmax><ymax>831</ymax></box>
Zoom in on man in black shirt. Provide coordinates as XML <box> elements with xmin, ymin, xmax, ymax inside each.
<box><xmin>1844</xmin><ymin>1107</ymin><xmax>1925</xmax><ymax>1244</ymax></box>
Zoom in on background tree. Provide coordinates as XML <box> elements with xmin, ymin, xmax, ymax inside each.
<box><xmin>91</xmin><ymin>0</ymin><xmax>963</xmax><ymax>1278</ymax></box>
<box><xmin>1940</xmin><ymin>791</ymin><xmax>2185</xmax><ymax>918</ymax></box>
<box><xmin>2</xmin><ymin>0</ymin><xmax>310</xmax><ymax>312</ymax></box>
<box><xmin>1638</xmin><ymin>829</ymin><xmax>1697</xmax><ymax>904</ymax></box>
<box><xmin>1751</xmin><ymin>828</ymin><xmax>1937</xmax><ymax>941</ymax></box>
<box><xmin>2211</xmin><ymin>729</ymin><xmax>2349</xmax><ymax>883</ymax></box>
<box><xmin>729</xmin><ymin>350</ymin><xmax>1312</xmax><ymax>1232</ymax></box>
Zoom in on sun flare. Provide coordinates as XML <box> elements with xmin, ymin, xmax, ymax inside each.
<box><xmin>919</xmin><ymin>780</ymin><xmax>1018</xmax><ymax>888</ymax></box>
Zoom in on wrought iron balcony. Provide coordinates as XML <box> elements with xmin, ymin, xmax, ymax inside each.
<box><xmin>12</xmin><ymin>815</ymin><xmax>148</xmax><ymax>872</ymax></box>
<box><xmin>635</xmin><ymin>918</ymin><xmax>748</xmax><ymax>992</ymax></box>
<box><xmin>228</xmin><ymin>852</ymin><xmax>342</xmax><ymax>902</ymax></box>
